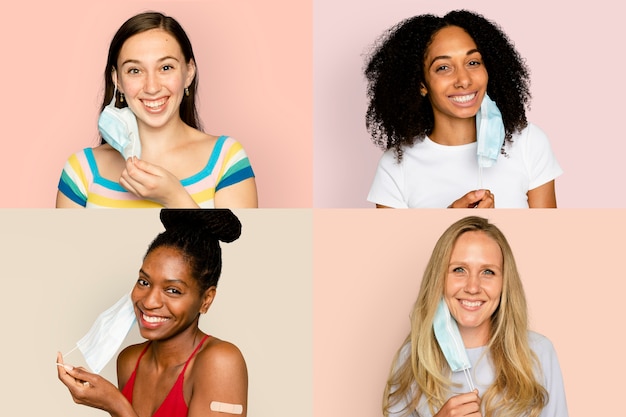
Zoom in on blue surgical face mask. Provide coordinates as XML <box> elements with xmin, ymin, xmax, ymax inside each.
<box><xmin>65</xmin><ymin>293</ymin><xmax>137</xmax><ymax>374</ymax></box>
<box><xmin>97</xmin><ymin>89</ymin><xmax>142</xmax><ymax>159</ymax></box>
<box><xmin>476</xmin><ymin>93</ymin><xmax>505</xmax><ymax>169</ymax></box>
<box><xmin>433</xmin><ymin>298</ymin><xmax>475</xmax><ymax>391</ymax></box>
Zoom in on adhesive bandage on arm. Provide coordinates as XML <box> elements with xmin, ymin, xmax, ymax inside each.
<box><xmin>210</xmin><ymin>401</ymin><xmax>243</xmax><ymax>414</ymax></box>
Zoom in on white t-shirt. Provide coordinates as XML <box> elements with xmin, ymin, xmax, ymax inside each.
<box><xmin>368</xmin><ymin>124</ymin><xmax>563</xmax><ymax>208</ymax></box>
<box><xmin>388</xmin><ymin>331</ymin><xmax>569</xmax><ymax>417</ymax></box>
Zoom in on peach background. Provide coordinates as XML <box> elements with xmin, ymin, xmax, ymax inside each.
<box><xmin>314</xmin><ymin>209</ymin><xmax>624</xmax><ymax>416</ymax></box>
<box><xmin>0</xmin><ymin>0</ymin><xmax>312</xmax><ymax>208</ymax></box>
<box><xmin>314</xmin><ymin>0</ymin><xmax>626</xmax><ymax>207</ymax></box>
<box><xmin>0</xmin><ymin>209</ymin><xmax>312</xmax><ymax>416</ymax></box>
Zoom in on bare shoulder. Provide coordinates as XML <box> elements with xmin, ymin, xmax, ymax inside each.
<box><xmin>117</xmin><ymin>342</ymin><xmax>149</xmax><ymax>388</ymax></box>
<box><xmin>195</xmin><ymin>337</ymin><xmax>246</xmax><ymax>371</ymax></box>
<box><xmin>186</xmin><ymin>128</ymin><xmax>220</xmax><ymax>153</ymax></box>
<box><xmin>91</xmin><ymin>143</ymin><xmax>126</xmax><ymax>179</ymax></box>
<box><xmin>187</xmin><ymin>337</ymin><xmax>248</xmax><ymax>416</ymax></box>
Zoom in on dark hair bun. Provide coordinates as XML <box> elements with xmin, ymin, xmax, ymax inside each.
<box><xmin>160</xmin><ymin>209</ymin><xmax>242</xmax><ymax>243</ymax></box>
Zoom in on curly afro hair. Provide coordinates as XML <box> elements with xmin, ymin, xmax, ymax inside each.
<box><xmin>365</xmin><ymin>10</ymin><xmax>530</xmax><ymax>161</ymax></box>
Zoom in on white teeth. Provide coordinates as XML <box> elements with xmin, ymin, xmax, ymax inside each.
<box><xmin>143</xmin><ymin>98</ymin><xmax>166</xmax><ymax>108</ymax></box>
<box><xmin>461</xmin><ymin>300</ymin><xmax>483</xmax><ymax>307</ymax></box>
<box><xmin>143</xmin><ymin>313</ymin><xmax>168</xmax><ymax>323</ymax></box>
<box><xmin>450</xmin><ymin>93</ymin><xmax>476</xmax><ymax>103</ymax></box>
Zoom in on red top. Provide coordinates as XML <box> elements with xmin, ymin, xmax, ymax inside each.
<box><xmin>121</xmin><ymin>335</ymin><xmax>210</xmax><ymax>417</ymax></box>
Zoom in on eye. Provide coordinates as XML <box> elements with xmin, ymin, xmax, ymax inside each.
<box><xmin>137</xmin><ymin>278</ymin><xmax>149</xmax><ymax>287</ymax></box>
<box><xmin>452</xmin><ymin>266</ymin><xmax>465</xmax><ymax>273</ymax></box>
<box><xmin>127</xmin><ymin>68</ymin><xmax>140</xmax><ymax>75</ymax></box>
<box><xmin>435</xmin><ymin>64</ymin><xmax>450</xmax><ymax>73</ymax></box>
<box><xmin>468</xmin><ymin>60</ymin><xmax>482</xmax><ymax>67</ymax></box>
<box><xmin>165</xmin><ymin>287</ymin><xmax>182</xmax><ymax>295</ymax></box>
<box><xmin>482</xmin><ymin>269</ymin><xmax>495</xmax><ymax>276</ymax></box>
<box><xmin>162</xmin><ymin>64</ymin><xmax>173</xmax><ymax>71</ymax></box>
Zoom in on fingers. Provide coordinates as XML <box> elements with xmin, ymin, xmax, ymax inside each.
<box><xmin>119</xmin><ymin>157</ymin><xmax>156</xmax><ymax>198</ymax></box>
<box><xmin>438</xmin><ymin>391</ymin><xmax>481</xmax><ymax>416</ymax></box>
<box><xmin>56</xmin><ymin>352</ymin><xmax>94</xmax><ymax>389</ymax></box>
<box><xmin>118</xmin><ymin>157</ymin><xmax>191</xmax><ymax>207</ymax></box>
<box><xmin>449</xmin><ymin>189</ymin><xmax>494</xmax><ymax>208</ymax></box>
<box><xmin>474</xmin><ymin>190</ymin><xmax>495</xmax><ymax>208</ymax></box>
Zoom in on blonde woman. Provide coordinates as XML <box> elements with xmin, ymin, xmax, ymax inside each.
<box><xmin>384</xmin><ymin>216</ymin><xmax>567</xmax><ymax>417</ymax></box>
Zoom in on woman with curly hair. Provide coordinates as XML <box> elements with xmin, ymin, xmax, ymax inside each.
<box><xmin>366</xmin><ymin>10</ymin><xmax>561</xmax><ymax>208</ymax></box>
<box><xmin>384</xmin><ymin>216</ymin><xmax>568</xmax><ymax>417</ymax></box>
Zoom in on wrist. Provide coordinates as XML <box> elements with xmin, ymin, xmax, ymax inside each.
<box><xmin>163</xmin><ymin>192</ymin><xmax>200</xmax><ymax>209</ymax></box>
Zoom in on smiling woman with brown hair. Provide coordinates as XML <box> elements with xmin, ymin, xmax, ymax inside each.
<box><xmin>57</xmin><ymin>209</ymin><xmax>248</xmax><ymax>417</ymax></box>
<box><xmin>56</xmin><ymin>12</ymin><xmax>257</xmax><ymax>208</ymax></box>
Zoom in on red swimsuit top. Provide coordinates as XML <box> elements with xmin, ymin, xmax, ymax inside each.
<box><xmin>121</xmin><ymin>335</ymin><xmax>210</xmax><ymax>417</ymax></box>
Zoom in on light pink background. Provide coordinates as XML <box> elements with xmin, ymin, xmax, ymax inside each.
<box><xmin>314</xmin><ymin>209</ymin><xmax>624</xmax><ymax>416</ymax></box>
<box><xmin>314</xmin><ymin>0</ymin><xmax>626</xmax><ymax>207</ymax></box>
<box><xmin>0</xmin><ymin>0</ymin><xmax>312</xmax><ymax>207</ymax></box>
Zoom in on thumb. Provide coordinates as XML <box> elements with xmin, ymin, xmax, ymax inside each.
<box><xmin>474</xmin><ymin>189</ymin><xmax>486</xmax><ymax>200</ymax></box>
<box><xmin>128</xmin><ymin>157</ymin><xmax>158</xmax><ymax>175</ymax></box>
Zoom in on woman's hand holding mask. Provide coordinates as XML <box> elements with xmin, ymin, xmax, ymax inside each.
<box><xmin>56</xmin><ymin>352</ymin><xmax>134</xmax><ymax>417</ymax></box>
<box><xmin>448</xmin><ymin>189</ymin><xmax>495</xmax><ymax>209</ymax></box>
<box><xmin>119</xmin><ymin>157</ymin><xmax>200</xmax><ymax>208</ymax></box>
<box><xmin>434</xmin><ymin>390</ymin><xmax>482</xmax><ymax>417</ymax></box>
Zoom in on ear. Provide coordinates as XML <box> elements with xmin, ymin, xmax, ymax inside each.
<box><xmin>111</xmin><ymin>68</ymin><xmax>122</xmax><ymax>93</ymax></box>
<box><xmin>420</xmin><ymin>83</ymin><xmax>428</xmax><ymax>97</ymax></box>
<box><xmin>185</xmin><ymin>58</ymin><xmax>197</xmax><ymax>90</ymax></box>
<box><xmin>199</xmin><ymin>286</ymin><xmax>216</xmax><ymax>314</ymax></box>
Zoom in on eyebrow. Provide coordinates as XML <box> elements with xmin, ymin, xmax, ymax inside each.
<box><xmin>138</xmin><ymin>269</ymin><xmax>190</xmax><ymax>287</ymax></box>
<box><xmin>449</xmin><ymin>261</ymin><xmax>502</xmax><ymax>270</ymax></box>
<box><xmin>120</xmin><ymin>56</ymin><xmax>181</xmax><ymax>67</ymax></box>
<box><xmin>428</xmin><ymin>48</ymin><xmax>480</xmax><ymax>69</ymax></box>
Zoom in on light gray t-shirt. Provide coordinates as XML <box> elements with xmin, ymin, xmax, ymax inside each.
<box><xmin>388</xmin><ymin>331</ymin><xmax>568</xmax><ymax>417</ymax></box>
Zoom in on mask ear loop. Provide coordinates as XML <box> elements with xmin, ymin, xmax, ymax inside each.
<box><xmin>64</xmin><ymin>345</ymin><xmax>80</xmax><ymax>358</ymax></box>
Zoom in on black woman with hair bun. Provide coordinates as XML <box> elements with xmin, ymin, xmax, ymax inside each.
<box><xmin>57</xmin><ymin>209</ymin><xmax>248</xmax><ymax>417</ymax></box>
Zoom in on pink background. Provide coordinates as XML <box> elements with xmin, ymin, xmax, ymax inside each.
<box><xmin>314</xmin><ymin>209</ymin><xmax>624</xmax><ymax>416</ymax></box>
<box><xmin>314</xmin><ymin>0</ymin><xmax>626</xmax><ymax>207</ymax></box>
<box><xmin>0</xmin><ymin>0</ymin><xmax>312</xmax><ymax>207</ymax></box>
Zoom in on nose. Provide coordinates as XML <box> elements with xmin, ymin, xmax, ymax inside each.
<box><xmin>141</xmin><ymin>287</ymin><xmax>163</xmax><ymax>310</ymax></box>
<box><xmin>454</xmin><ymin>67</ymin><xmax>472</xmax><ymax>89</ymax></box>
<box><xmin>144</xmin><ymin>71</ymin><xmax>160</xmax><ymax>94</ymax></box>
<box><xmin>463</xmin><ymin>272</ymin><xmax>481</xmax><ymax>294</ymax></box>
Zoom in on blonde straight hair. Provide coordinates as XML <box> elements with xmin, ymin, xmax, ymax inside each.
<box><xmin>383</xmin><ymin>216</ymin><xmax>547</xmax><ymax>417</ymax></box>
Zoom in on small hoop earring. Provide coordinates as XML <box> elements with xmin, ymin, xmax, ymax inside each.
<box><xmin>119</xmin><ymin>92</ymin><xmax>125</xmax><ymax>103</ymax></box>
<box><xmin>184</xmin><ymin>87</ymin><xmax>190</xmax><ymax>97</ymax></box>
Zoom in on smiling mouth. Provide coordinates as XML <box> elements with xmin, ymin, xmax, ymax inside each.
<box><xmin>460</xmin><ymin>299</ymin><xmax>484</xmax><ymax>308</ymax></box>
<box><xmin>142</xmin><ymin>98</ymin><xmax>167</xmax><ymax>109</ymax></box>
<box><xmin>142</xmin><ymin>313</ymin><xmax>169</xmax><ymax>323</ymax></box>
<box><xmin>449</xmin><ymin>93</ymin><xmax>477</xmax><ymax>103</ymax></box>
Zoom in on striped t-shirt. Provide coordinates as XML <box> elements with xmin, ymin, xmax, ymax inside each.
<box><xmin>58</xmin><ymin>135</ymin><xmax>254</xmax><ymax>208</ymax></box>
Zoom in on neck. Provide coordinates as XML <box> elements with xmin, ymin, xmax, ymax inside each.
<box><xmin>138</xmin><ymin>117</ymin><xmax>191</xmax><ymax>156</ymax></box>
<box><xmin>147</xmin><ymin>324</ymin><xmax>204</xmax><ymax>370</ymax></box>
<box><xmin>459</xmin><ymin>326</ymin><xmax>490</xmax><ymax>349</ymax></box>
<box><xmin>429</xmin><ymin>117</ymin><xmax>476</xmax><ymax>146</ymax></box>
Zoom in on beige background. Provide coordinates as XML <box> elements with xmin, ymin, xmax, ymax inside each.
<box><xmin>313</xmin><ymin>209</ymin><xmax>624</xmax><ymax>416</ymax></box>
<box><xmin>0</xmin><ymin>209</ymin><xmax>312</xmax><ymax>416</ymax></box>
